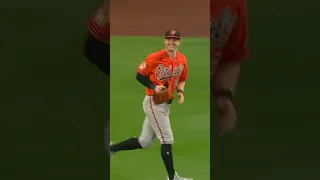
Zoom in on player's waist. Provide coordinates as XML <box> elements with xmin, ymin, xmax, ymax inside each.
<box><xmin>146</xmin><ymin>95</ymin><xmax>173</xmax><ymax>104</ymax></box>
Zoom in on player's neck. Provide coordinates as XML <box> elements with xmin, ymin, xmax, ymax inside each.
<box><xmin>165</xmin><ymin>49</ymin><xmax>177</xmax><ymax>59</ymax></box>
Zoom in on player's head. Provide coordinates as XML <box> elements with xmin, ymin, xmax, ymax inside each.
<box><xmin>164</xmin><ymin>29</ymin><xmax>181</xmax><ymax>52</ymax></box>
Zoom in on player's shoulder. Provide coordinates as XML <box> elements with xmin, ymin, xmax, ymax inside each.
<box><xmin>150</xmin><ymin>49</ymin><xmax>169</xmax><ymax>60</ymax></box>
<box><xmin>177</xmin><ymin>51</ymin><xmax>188</xmax><ymax>63</ymax></box>
<box><xmin>156</xmin><ymin>49</ymin><xmax>168</xmax><ymax>56</ymax></box>
<box><xmin>146</xmin><ymin>52</ymin><xmax>160</xmax><ymax>59</ymax></box>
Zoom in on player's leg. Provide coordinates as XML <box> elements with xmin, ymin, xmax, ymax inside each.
<box><xmin>138</xmin><ymin>116</ymin><xmax>157</xmax><ymax>148</ymax></box>
<box><xmin>144</xmin><ymin>96</ymin><xmax>193</xmax><ymax>180</ymax></box>
<box><xmin>110</xmin><ymin>116</ymin><xmax>156</xmax><ymax>154</ymax></box>
<box><xmin>143</xmin><ymin>96</ymin><xmax>176</xmax><ymax>179</ymax></box>
<box><xmin>83</xmin><ymin>31</ymin><xmax>110</xmax><ymax>75</ymax></box>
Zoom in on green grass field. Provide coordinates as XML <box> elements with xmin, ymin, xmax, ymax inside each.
<box><xmin>110</xmin><ymin>36</ymin><xmax>210</xmax><ymax>180</ymax></box>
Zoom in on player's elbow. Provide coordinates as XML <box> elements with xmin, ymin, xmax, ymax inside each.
<box><xmin>215</xmin><ymin>62</ymin><xmax>241</xmax><ymax>93</ymax></box>
<box><xmin>136</xmin><ymin>72</ymin><xmax>146</xmax><ymax>84</ymax></box>
<box><xmin>136</xmin><ymin>72</ymin><xmax>142</xmax><ymax>81</ymax></box>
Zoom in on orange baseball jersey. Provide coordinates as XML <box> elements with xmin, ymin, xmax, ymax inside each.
<box><xmin>210</xmin><ymin>0</ymin><xmax>248</xmax><ymax>66</ymax></box>
<box><xmin>137</xmin><ymin>49</ymin><xmax>188</xmax><ymax>100</ymax></box>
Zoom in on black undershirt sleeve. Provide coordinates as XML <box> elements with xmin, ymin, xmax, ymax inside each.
<box><xmin>136</xmin><ymin>72</ymin><xmax>156</xmax><ymax>90</ymax></box>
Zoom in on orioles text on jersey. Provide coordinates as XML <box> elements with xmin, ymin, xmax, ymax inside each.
<box><xmin>155</xmin><ymin>64</ymin><xmax>184</xmax><ymax>81</ymax></box>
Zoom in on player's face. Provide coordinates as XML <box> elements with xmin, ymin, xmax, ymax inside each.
<box><xmin>164</xmin><ymin>38</ymin><xmax>181</xmax><ymax>52</ymax></box>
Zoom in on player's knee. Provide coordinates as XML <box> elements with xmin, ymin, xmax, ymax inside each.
<box><xmin>161</xmin><ymin>139</ymin><xmax>174</xmax><ymax>145</ymax></box>
<box><xmin>160</xmin><ymin>135</ymin><xmax>174</xmax><ymax>145</ymax></box>
<box><xmin>138</xmin><ymin>136</ymin><xmax>153</xmax><ymax>148</ymax></box>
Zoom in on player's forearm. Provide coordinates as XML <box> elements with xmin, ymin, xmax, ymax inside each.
<box><xmin>176</xmin><ymin>81</ymin><xmax>186</xmax><ymax>91</ymax></box>
<box><xmin>213</xmin><ymin>62</ymin><xmax>240</xmax><ymax>95</ymax></box>
<box><xmin>136</xmin><ymin>72</ymin><xmax>156</xmax><ymax>90</ymax></box>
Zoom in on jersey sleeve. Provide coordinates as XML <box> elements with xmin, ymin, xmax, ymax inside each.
<box><xmin>137</xmin><ymin>53</ymin><xmax>157</xmax><ymax>76</ymax></box>
<box><xmin>221</xmin><ymin>4</ymin><xmax>248</xmax><ymax>64</ymax></box>
<box><xmin>179</xmin><ymin>59</ymin><xmax>188</xmax><ymax>81</ymax></box>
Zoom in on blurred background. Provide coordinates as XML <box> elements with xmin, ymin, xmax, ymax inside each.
<box><xmin>0</xmin><ymin>0</ymin><xmax>109</xmax><ymax>179</ymax></box>
<box><xmin>212</xmin><ymin>1</ymin><xmax>320</xmax><ymax>179</ymax></box>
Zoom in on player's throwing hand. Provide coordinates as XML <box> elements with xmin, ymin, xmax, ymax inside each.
<box><xmin>177</xmin><ymin>92</ymin><xmax>184</xmax><ymax>104</ymax></box>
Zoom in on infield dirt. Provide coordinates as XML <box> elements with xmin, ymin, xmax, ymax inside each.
<box><xmin>111</xmin><ymin>0</ymin><xmax>209</xmax><ymax>38</ymax></box>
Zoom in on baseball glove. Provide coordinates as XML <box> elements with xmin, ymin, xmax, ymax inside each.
<box><xmin>153</xmin><ymin>89</ymin><xmax>172</xmax><ymax>105</ymax></box>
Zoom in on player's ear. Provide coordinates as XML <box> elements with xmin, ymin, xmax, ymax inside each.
<box><xmin>178</xmin><ymin>40</ymin><xmax>181</xmax><ymax>45</ymax></box>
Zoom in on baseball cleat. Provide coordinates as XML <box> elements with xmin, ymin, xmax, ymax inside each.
<box><xmin>109</xmin><ymin>142</ymin><xmax>114</xmax><ymax>157</ymax></box>
<box><xmin>166</xmin><ymin>172</ymin><xmax>193</xmax><ymax>180</ymax></box>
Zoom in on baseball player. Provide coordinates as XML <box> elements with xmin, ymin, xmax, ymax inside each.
<box><xmin>211</xmin><ymin>0</ymin><xmax>248</xmax><ymax>135</ymax></box>
<box><xmin>110</xmin><ymin>30</ymin><xmax>193</xmax><ymax>180</ymax></box>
